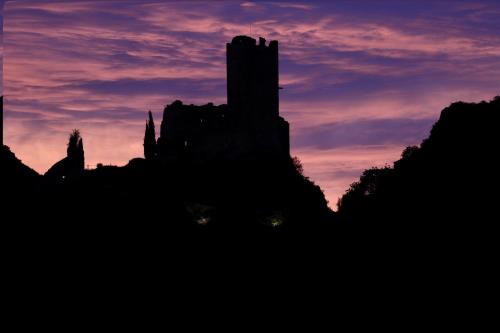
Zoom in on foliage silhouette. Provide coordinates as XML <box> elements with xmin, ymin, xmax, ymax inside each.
<box><xmin>2</xmin><ymin>94</ymin><xmax>500</xmax><ymax>285</ymax></box>
<box><xmin>45</xmin><ymin>129</ymin><xmax>85</xmax><ymax>179</ymax></box>
<box><xmin>144</xmin><ymin>111</ymin><xmax>157</xmax><ymax>160</ymax></box>
<box><xmin>338</xmin><ymin>96</ymin><xmax>500</xmax><ymax>241</ymax></box>
<box><xmin>68</xmin><ymin>129</ymin><xmax>85</xmax><ymax>170</ymax></box>
<box><xmin>1</xmin><ymin>144</ymin><xmax>40</xmax><ymax>193</ymax></box>
<box><xmin>3</xmin><ymin>96</ymin><xmax>499</xmax><ymax>241</ymax></box>
<box><xmin>1</xmin><ymin>96</ymin><xmax>40</xmax><ymax>192</ymax></box>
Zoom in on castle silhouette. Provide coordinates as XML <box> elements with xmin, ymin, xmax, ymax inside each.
<box><xmin>146</xmin><ymin>36</ymin><xmax>290</xmax><ymax>162</ymax></box>
<box><xmin>1</xmin><ymin>33</ymin><xmax>499</xmax><ymax>249</ymax></box>
<box><xmin>37</xmin><ymin>35</ymin><xmax>292</xmax><ymax>180</ymax></box>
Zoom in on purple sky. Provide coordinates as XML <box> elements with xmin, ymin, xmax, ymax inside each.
<box><xmin>3</xmin><ymin>0</ymin><xmax>500</xmax><ymax>207</ymax></box>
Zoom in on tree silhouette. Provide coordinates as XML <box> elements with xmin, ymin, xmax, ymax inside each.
<box><xmin>45</xmin><ymin>129</ymin><xmax>85</xmax><ymax>178</ymax></box>
<box><xmin>77</xmin><ymin>136</ymin><xmax>85</xmax><ymax>170</ymax></box>
<box><xmin>337</xmin><ymin>96</ymin><xmax>500</xmax><ymax>227</ymax></box>
<box><xmin>144</xmin><ymin>111</ymin><xmax>157</xmax><ymax>160</ymax></box>
<box><xmin>292</xmin><ymin>156</ymin><xmax>304</xmax><ymax>176</ymax></box>
<box><xmin>67</xmin><ymin>129</ymin><xmax>84</xmax><ymax>171</ymax></box>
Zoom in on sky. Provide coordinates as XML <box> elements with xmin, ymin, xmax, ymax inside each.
<box><xmin>2</xmin><ymin>0</ymin><xmax>500</xmax><ymax>207</ymax></box>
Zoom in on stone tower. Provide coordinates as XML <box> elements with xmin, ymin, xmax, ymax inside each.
<box><xmin>157</xmin><ymin>35</ymin><xmax>289</xmax><ymax>162</ymax></box>
<box><xmin>226</xmin><ymin>36</ymin><xmax>279</xmax><ymax>123</ymax></box>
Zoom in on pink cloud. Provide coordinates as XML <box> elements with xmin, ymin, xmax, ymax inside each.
<box><xmin>3</xmin><ymin>0</ymin><xmax>500</xmax><ymax>207</ymax></box>
<box><xmin>5</xmin><ymin>118</ymin><xmax>144</xmax><ymax>173</ymax></box>
<box><xmin>294</xmin><ymin>145</ymin><xmax>406</xmax><ymax>208</ymax></box>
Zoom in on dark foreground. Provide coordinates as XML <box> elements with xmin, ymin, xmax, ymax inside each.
<box><xmin>2</xmin><ymin>97</ymin><xmax>499</xmax><ymax>258</ymax></box>
<box><xmin>3</xmin><ymin>99</ymin><xmax>499</xmax><ymax>322</ymax></box>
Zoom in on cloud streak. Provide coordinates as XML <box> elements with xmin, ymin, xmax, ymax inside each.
<box><xmin>3</xmin><ymin>0</ymin><xmax>500</xmax><ymax>206</ymax></box>
<box><xmin>294</xmin><ymin>118</ymin><xmax>435</xmax><ymax>150</ymax></box>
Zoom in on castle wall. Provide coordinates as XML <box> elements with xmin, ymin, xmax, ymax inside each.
<box><xmin>156</xmin><ymin>36</ymin><xmax>289</xmax><ymax>163</ymax></box>
<box><xmin>227</xmin><ymin>36</ymin><xmax>279</xmax><ymax>123</ymax></box>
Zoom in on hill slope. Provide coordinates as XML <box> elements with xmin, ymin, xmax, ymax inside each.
<box><xmin>32</xmin><ymin>155</ymin><xmax>334</xmax><ymax>233</ymax></box>
<box><xmin>1</xmin><ymin>145</ymin><xmax>40</xmax><ymax>193</ymax></box>
<box><xmin>338</xmin><ymin>96</ymin><xmax>500</xmax><ymax>228</ymax></box>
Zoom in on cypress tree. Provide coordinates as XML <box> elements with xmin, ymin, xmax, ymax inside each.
<box><xmin>67</xmin><ymin>129</ymin><xmax>84</xmax><ymax>171</ymax></box>
<box><xmin>144</xmin><ymin>111</ymin><xmax>157</xmax><ymax>160</ymax></box>
<box><xmin>77</xmin><ymin>137</ymin><xmax>85</xmax><ymax>170</ymax></box>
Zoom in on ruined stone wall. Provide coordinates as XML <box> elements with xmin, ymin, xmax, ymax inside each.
<box><xmin>156</xmin><ymin>36</ymin><xmax>289</xmax><ymax>163</ymax></box>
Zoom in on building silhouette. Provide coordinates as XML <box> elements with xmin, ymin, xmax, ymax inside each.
<box><xmin>152</xmin><ymin>36</ymin><xmax>289</xmax><ymax>162</ymax></box>
<box><xmin>227</xmin><ymin>36</ymin><xmax>279</xmax><ymax>121</ymax></box>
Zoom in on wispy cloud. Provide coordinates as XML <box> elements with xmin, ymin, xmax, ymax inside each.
<box><xmin>294</xmin><ymin>118</ymin><xmax>435</xmax><ymax>150</ymax></box>
<box><xmin>269</xmin><ymin>2</ymin><xmax>315</xmax><ymax>10</ymax></box>
<box><xmin>3</xmin><ymin>0</ymin><xmax>500</xmax><ymax>205</ymax></box>
<box><xmin>295</xmin><ymin>145</ymin><xmax>405</xmax><ymax>208</ymax></box>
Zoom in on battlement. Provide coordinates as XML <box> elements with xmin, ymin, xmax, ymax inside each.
<box><xmin>231</xmin><ymin>35</ymin><xmax>256</xmax><ymax>46</ymax></box>
<box><xmin>229</xmin><ymin>35</ymin><xmax>278</xmax><ymax>49</ymax></box>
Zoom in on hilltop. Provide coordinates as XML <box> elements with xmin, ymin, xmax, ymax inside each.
<box><xmin>338</xmin><ymin>96</ymin><xmax>500</xmax><ymax>235</ymax></box>
<box><xmin>0</xmin><ymin>145</ymin><xmax>40</xmax><ymax>193</ymax></box>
